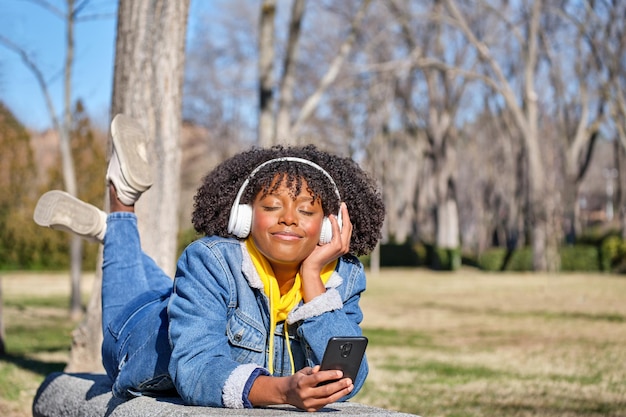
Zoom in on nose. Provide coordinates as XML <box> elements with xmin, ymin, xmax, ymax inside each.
<box><xmin>279</xmin><ymin>205</ymin><xmax>297</xmax><ymax>226</ymax></box>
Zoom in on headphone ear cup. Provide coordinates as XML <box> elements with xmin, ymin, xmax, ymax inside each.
<box><xmin>319</xmin><ymin>216</ymin><xmax>332</xmax><ymax>245</ymax></box>
<box><xmin>319</xmin><ymin>208</ymin><xmax>343</xmax><ymax>245</ymax></box>
<box><xmin>229</xmin><ymin>204</ymin><xmax>253</xmax><ymax>238</ymax></box>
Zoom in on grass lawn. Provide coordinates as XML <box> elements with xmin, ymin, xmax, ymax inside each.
<box><xmin>1</xmin><ymin>269</ymin><xmax>625</xmax><ymax>417</ymax></box>
<box><xmin>358</xmin><ymin>268</ymin><xmax>626</xmax><ymax>416</ymax></box>
<box><xmin>0</xmin><ymin>272</ymin><xmax>97</xmax><ymax>417</ymax></box>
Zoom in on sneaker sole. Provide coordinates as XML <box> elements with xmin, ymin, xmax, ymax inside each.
<box><xmin>33</xmin><ymin>190</ymin><xmax>105</xmax><ymax>240</ymax></box>
<box><xmin>110</xmin><ymin>114</ymin><xmax>153</xmax><ymax>191</ymax></box>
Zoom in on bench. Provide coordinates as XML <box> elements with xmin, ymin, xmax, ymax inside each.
<box><xmin>33</xmin><ymin>372</ymin><xmax>420</xmax><ymax>417</ymax></box>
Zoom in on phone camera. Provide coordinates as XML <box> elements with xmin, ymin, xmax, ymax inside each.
<box><xmin>340</xmin><ymin>343</ymin><xmax>353</xmax><ymax>358</ymax></box>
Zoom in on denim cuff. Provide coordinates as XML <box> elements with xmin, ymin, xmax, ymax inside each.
<box><xmin>222</xmin><ymin>364</ymin><xmax>269</xmax><ymax>408</ymax></box>
<box><xmin>107</xmin><ymin>211</ymin><xmax>138</xmax><ymax>220</ymax></box>
<box><xmin>242</xmin><ymin>367</ymin><xmax>270</xmax><ymax>408</ymax></box>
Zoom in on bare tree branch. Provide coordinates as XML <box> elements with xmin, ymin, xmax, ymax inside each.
<box><xmin>0</xmin><ymin>34</ymin><xmax>61</xmax><ymax>131</ymax></box>
<box><xmin>275</xmin><ymin>0</ymin><xmax>305</xmax><ymax>142</ymax></box>
<box><xmin>258</xmin><ymin>0</ymin><xmax>277</xmax><ymax>146</ymax></box>
<box><xmin>22</xmin><ymin>0</ymin><xmax>65</xmax><ymax>19</ymax></box>
<box><xmin>291</xmin><ymin>0</ymin><xmax>371</xmax><ymax>136</ymax></box>
<box><xmin>74</xmin><ymin>0</ymin><xmax>91</xmax><ymax>16</ymax></box>
<box><xmin>444</xmin><ymin>0</ymin><xmax>529</xmax><ymax>138</ymax></box>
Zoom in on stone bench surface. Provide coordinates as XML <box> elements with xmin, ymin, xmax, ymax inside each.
<box><xmin>33</xmin><ymin>372</ymin><xmax>420</xmax><ymax>417</ymax></box>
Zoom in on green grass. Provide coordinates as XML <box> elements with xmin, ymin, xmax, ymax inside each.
<box><xmin>355</xmin><ymin>269</ymin><xmax>626</xmax><ymax>417</ymax></box>
<box><xmin>3</xmin><ymin>295</ymin><xmax>69</xmax><ymax>309</ymax></box>
<box><xmin>3</xmin><ymin>297</ymin><xmax>75</xmax><ymax>356</ymax></box>
<box><xmin>364</xmin><ymin>327</ymin><xmax>435</xmax><ymax>348</ymax></box>
<box><xmin>0</xmin><ymin>276</ymin><xmax>77</xmax><ymax>416</ymax></box>
<box><xmin>419</xmin><ymin>301</ymin><xmax>626</xmax><ymax>323</ymax></box>
<box><xmin>1</xmin><ymin>270</ymin><xmax>626</xmax><ymax>417</ymax></box>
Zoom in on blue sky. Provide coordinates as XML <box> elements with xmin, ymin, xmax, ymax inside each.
<box><xmin>0</xmin><ymin>0</ymin><xmax>208</xmax><ymax>131</ymax></box>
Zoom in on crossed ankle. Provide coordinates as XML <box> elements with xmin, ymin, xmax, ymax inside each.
<box><xmin>106</xmin><ymin>150</ymin><xmax>147</xmax><ymax>206</ymax></box>
<box><xmin>109</xmin><ymin>184</ymin><xmax>136</xmax><ymax>212</ymax></box>
<box><xmin>105</xmin><ymin>114</ymin><xmax>154</xmax><ymax>206</ymax></box>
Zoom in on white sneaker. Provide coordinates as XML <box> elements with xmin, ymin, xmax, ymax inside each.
<box><xmin>33</xmin><ymin>191</ymin><xmax>107</xmax><ymax>243</ymax></box>
<box><xmin>106</xmin><ymin>114</ymin><xmax>153</xmax><ymax>205</ymax></box>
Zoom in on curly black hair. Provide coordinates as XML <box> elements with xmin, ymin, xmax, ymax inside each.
<box><xmin>192</xmin><ymin>144</ymin><xmax>385</xmax><ymax>256</ymax></box>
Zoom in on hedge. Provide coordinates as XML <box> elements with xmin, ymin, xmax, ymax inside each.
<box><xmin>477</xmin><ymin>244</ymin><xmax>604</xmax><ymax>272</ymax></box>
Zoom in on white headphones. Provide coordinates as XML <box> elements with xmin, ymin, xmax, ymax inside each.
<box><xmin>227</xmin><ymin>157</ymin><xmax>342</xmax><ymax>244</ymax></box>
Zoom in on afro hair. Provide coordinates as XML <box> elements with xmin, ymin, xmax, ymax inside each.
<box><xmin>192</xmin><ymin>144</ymin><xmax>385</xmax><ymax>256</ymax></box>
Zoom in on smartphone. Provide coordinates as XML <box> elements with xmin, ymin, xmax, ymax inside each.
<box><xmin>319</xmin><ymin>336</ymin><xmax>368</xmax><ymax>383</ymax></box>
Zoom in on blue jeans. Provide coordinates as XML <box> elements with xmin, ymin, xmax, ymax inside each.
<box><xmin>101</xmin><ymin>212</ymin><xmax>175</xmax><ymax>398</ymax></box>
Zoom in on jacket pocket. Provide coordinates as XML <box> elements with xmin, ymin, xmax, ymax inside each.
<box><xmin>227</xmin><ymin>308</ymin><xmax>266</xmax><ymax>362</ymax></box>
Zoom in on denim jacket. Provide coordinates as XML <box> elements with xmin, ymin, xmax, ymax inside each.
<box><xmin>167</xmin><ymin>235</ymin><xmax>368</xmax><ymax>408</ymax></box>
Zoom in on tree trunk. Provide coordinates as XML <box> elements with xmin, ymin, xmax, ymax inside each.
<box><xmin>433</xmin><ymin>157</ymin><xmax>461</xmax><ymax>269</ymax></box>
<box><xmin>66</xmin><ymin>0</ymin><xmax>190</xmax><ymax>372</ymax></box>
<box><xmin>275</xmin><ymin>0</ymin><xmax>305</xmax><ymax>143</ymax></box>
<box><xmin>261</xmin><ymin>0</ymin><xmax>372</xmax><ymax>145</ymax></box>
<box><xmin>615</xmin><ymin>139</ymin><xmax>626</xmax><ymax>240</ymax></box>
<box><xmin>111</xmin><ymin>0</ymin><xmax>189</xmax><ymax>275</ymax></box>
<box><xmin>0</xmin><ymin>276</ymin><xmax>4</xmax><ymax>356</ymax></box>
<box><xmin>59</xmin><ymin>0</ymin><xmax>83</xmax><ymax>319</ymax></box>
<box><xmin>436</xmin><ymin>198</ymin><xmax>460</xmax><ymax>249</ymax></box>
<box><xmin>445</xmin><ymin>0</ymin><xmax>559</xmax><ymax>271</ymax></box>
<box><xmin>426</xmin><ymin>111</ymin><xmax>460</xmax><ymax>269</ymax></box>
<box><xmin>290</xmin><ymin>0</ymin><xmax>371</xmax><ymax>138</ymax></box>
<box><xmin>0</xmin><ymin>1</ymin><xmax>83</xmax><ymax>317</ymax></box>
<box><xmin>524</xmin><ymin>0</ymin><xmax>559</xmax><ymax>272</ymax></box>
<box><xmin>258</xmin><ymin>0</ymin><xmax>276</xmax><ymax>147</ymax></box>
<box><xmin>65</xmin><ymin>254</ymin><xmax>104</xmax><ymax>373</ymax></box>
<box><xmin>69</xmin><ymin>237</ymin><xmax>83</xmax><ymax>320</ymax></box>
<box><xmin>527</xmin><ymin>137</ymin><xmax>552</xmax><ymax>271</ymax></box>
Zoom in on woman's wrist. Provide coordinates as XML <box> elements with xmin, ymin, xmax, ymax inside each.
<box><xmin>299</xmin><ymin>267</ymin><xmax>326</xmax><ymax>302</ymax></box>
<box><xmin>248</xmin><ymin>375</ymin><xmax>288</xmax><ymax>407</ymax></box>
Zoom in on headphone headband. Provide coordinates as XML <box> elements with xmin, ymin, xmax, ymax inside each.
<box><xmin>232</xmin><ymin>157</ymin><xmax>341</xmax><ymax>208</ymax></box>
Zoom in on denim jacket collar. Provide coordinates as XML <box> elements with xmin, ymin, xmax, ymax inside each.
<box><xmin>240</xmin><ymin>241</ymin><xmax>264</xmax><ymax>291</ymax></box>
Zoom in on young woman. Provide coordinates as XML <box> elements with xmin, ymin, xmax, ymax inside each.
<box><xmin>34</xmin><ymin>115</ymin><xmax>385</xmax><ymax>411</ymax></box>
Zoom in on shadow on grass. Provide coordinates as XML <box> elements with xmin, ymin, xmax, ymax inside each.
<box><xmin>0</xmin><ymin>352</ymin><xmax>66</xmax><ymax>377</ymax></box>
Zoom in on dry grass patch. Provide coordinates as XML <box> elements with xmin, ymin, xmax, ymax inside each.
<box><xmin>1</xmin><ymin>271</ymin><xmax>95</xmax><ymax>297</ymax></box>
<box><xmin>357</xmin><ymin>269</ymin><xmax>626</xmax><ymax>416</ymax></box>
<box><xmin>0</xmin><ymin>272</ymin><xmax>86</xmax><ymax>417</ymax></box>
<box><xmin>1</xmin><ymin>269</ymin><xmax>625</xmax><ymax>417</ymax></box>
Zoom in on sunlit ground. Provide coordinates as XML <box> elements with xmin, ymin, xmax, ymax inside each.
<box><xmin>1</xmin><ymin>270</ymin><xmax>625</xmax><ymax>417</ymax></box>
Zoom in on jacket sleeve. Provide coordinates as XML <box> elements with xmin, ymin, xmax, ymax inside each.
<box><xmin>290</xmin><ymin>255</ymin><xmax>368</xmax><ymax>399</ymax></box>
<box><xmin>167</xmin><ymin>240</ymin><xmax>268</xmax><ymax>408</ymax></box>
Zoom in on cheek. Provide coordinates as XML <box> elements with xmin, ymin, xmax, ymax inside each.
<box><xmin>301</xmin><ymin>215</ymin><xmax>324</xmax><ymax>237</ymax></box>
<box><xmin>251</xmin><ymin>208</ymin><xmax>274</xmax><ymax>231</ymax></box>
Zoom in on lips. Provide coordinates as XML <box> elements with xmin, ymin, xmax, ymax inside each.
<box><xmin>272</xmin><ymin>230</ymin><xmax>302</xmax><ymax>240</ymax></box>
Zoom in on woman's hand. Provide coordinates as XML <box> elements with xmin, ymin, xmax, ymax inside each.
<box><xmin>299</xmin><ymin>203</ymin><xmax>352</xmax><ymax>302</ymax></box>
<box><xmin>249</xmin><ymin>366</ymin><xmax>354</xmax><ymax>412</ymax></box>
